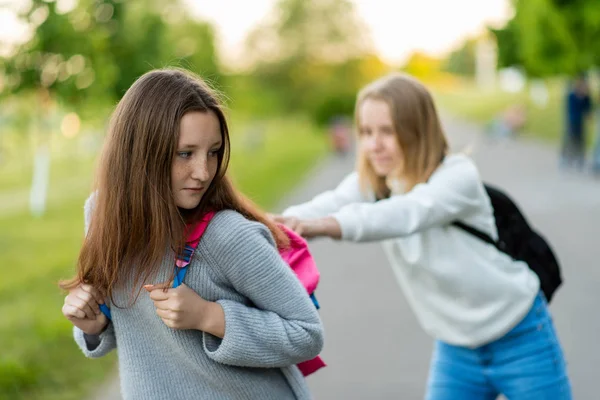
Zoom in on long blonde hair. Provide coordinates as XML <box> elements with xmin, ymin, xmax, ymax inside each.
<box><xmin>355</xmin><ymin>73</ymin><xmax>448</xmax><ymax>199</ymax></box>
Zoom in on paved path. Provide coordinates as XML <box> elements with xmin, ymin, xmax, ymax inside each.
<box><xmin>91</xmin><ymin>115</ymin><xmax>600</xmax><ymax>399</ymax></box>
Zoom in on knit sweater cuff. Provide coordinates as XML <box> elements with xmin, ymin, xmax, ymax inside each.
<box><xmin>202</xmin><ymin>299</ymin><xmax>248</xmax><ymax>366</ymax></box>
<box><xmin>73</xmin><ymin>324</ymin><xmax>116</xmax><ymax>358</ymax></box>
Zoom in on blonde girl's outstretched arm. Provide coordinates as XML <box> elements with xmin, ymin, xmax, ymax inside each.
<box><xmin>281</xmin><ymin>172</ymin><xmax>365</xmax><ymax>219</ymax></box>
<box><xmin>331</xmin><ymin>155</ymin><xmax>484</xmax><ymax>242</ymax></box>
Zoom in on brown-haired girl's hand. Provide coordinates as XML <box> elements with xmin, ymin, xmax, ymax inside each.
<box><xmin>62</xmin><ymin>284</ymin><xmax>109</xmax><ymax>335</ymax></box>
<box><xmin>146</xmin><ymin>283</ymin><xmax>225</xmax><ymax>338</ymax></box>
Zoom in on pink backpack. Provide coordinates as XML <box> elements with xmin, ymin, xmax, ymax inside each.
<box><xmin>180</xmin><ymin>211</ymin><xmax>326</xmax><ymax>376</ymax></box>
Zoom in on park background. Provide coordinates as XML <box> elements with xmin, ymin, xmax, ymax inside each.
<box><xmin>1</xmin><ymin>0</ymin><xmax>599</xmax><ymax>399</ymax></box>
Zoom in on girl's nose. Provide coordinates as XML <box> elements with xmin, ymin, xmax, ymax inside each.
<box><xmin>191</xmin><ymin>158</ymin><xmax>210</xmax><ymax>181</ymax></box>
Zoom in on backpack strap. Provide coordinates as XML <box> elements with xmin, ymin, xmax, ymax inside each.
<box><xmin>172</xmin><ymin>243</ymin><xmax>196</xmax><ymax>288</ymax></box>
<box><xmin>309</xmin><ymin>293</ymin><xmax>320</xmax><ymax>309</ymax></box>
<box><xmin>99</xmin><ymin>302</ymin><xmax>112</xmax><ymax>319</ymax></box>
<box><xmin>451</xmin><ymin>221</ymin><xmax>507</xmax><ymax>253</ymax></box>
<box><xmin>99</xmin><ymin>212</ymin><xmax>216</xmax><ymax>320</ymax></box>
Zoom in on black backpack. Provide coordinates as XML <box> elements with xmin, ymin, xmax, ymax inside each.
<box><xmin>452</xmin><ymin>184</ymin><xmax>563</xmax><ymax>303</ymax></box>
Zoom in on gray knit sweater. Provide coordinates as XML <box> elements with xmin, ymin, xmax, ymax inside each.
<box><xmin>73</xmin><ymin>206</ymin><xmax>324</xmax><ymax>400</ymax></box>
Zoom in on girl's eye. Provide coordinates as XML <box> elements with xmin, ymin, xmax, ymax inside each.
<box><xmin>208</xmin><ymin>149</ymin><xmax>220</xmax><ymax>157</ymax></box>
<box><xmin>178</xmin><ymin>151</ymin><xmax>192</xmax><ymax>159</ymax></box>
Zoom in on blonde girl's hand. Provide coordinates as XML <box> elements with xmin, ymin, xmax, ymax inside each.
<box><xmin>62</xmin><ymin>283</ymin><xmax>109</xmax><ymax>335</ymax></box>
<box><xmin>268</xmin><ymin>214</ymin><xmax>301</xmax><ymax>232</ymax></box>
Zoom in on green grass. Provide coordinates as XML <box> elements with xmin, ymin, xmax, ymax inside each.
<box><xmin>431</xmin><ymin>78</ymin><xmax>589</xmax><ymax>144</ymax></box>
<box><xmin>0</xmin><ymin>115</ymin><xmax>328</xmax><ymax>400</ymax></box>
<box><xmin>0</xmin><ymin>196</ymin><xmax>117</xmax><ymax>400</ymax></box>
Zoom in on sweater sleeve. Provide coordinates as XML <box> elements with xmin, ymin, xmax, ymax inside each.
<box><xmin>282</xmin><ymin>172</ymin><xmax>365</xmax><ymax>219</ymax></box>
<box><xmin>72</xmin><ymin>192</ymin><xmax>117</xmax><ymax>358</ymax></box>
<box><xmin>200</xmin><ymin>214</ymin><xmax>324</xmax><ymax>368</ymax></box>
<box><xmin>73</xmin><ymin>324</ymin><xmax>117</xmax><ymax>358</ymax></box>
<box><xmin>332</xmin><ymin>155</ymin><xmax>484</xmax><ymax>242</ymax></box>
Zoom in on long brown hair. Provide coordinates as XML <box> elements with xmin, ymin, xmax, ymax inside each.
<box><xmin>355</xmin><ymin>72</ymin><xmax>448</xmax><ymax>199</ymax></box>
<box><xmin>60</xmin><ymin>68</ymin><xmax>288</xmax><ymax>300</ymax></box>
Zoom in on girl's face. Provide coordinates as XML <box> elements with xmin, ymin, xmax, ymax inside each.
<box><xmin>358</xmin><ymin>98</ymin><xmax>403</xmax><ymax>177</ymax></box>
<box><xmin>171</xmin><ymin>111</ymin><xmax>222</xmax><ymax>210</ymax></box>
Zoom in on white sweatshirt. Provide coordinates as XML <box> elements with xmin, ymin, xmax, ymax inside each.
<box><xmin>283</xmin><ymin>154</ymin><xmax>540</xmax><ymax>348</ymax></box>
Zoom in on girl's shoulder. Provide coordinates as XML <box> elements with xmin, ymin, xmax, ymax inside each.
<box><xmin>207</xmin><ymin>209</ymin><xmax>261</xmax><ymax>229</ymax></box>
<box><xmin>432</xmin><ymin>153</ymin><xmax>480</xmax><ymax>181</ymax></box>
<box><xmin>194</xmin><ymin>210</ymin><xmax>280</xmax><ymax>277</ymax></box>
<box><xmin>424</xmin><ymin>153</ymin><xmax>484</xmax><ymax>199</ymax></box>
<box><xmin>201</xmin><ymin>210</ymin><xmax>275</xmax><ymax>251</ymax></box>
<box><xmin>441</xmin><ymin>152</ymin><xmax>476</xmax><ymax>167</ymax></box>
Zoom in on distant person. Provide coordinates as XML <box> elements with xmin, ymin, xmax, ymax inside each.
<box><xmin>60</xmin><ymin>68</ymin><xmax>323</xmax><ymax>400</ymax></box>
<box><xmin>329</xmin><ymin>116</ymin><xmax>352</xmax><ymax>155</ymax></box>
<box><xmin>272</xmin><ymin>72</ymin><xmax>572</xmax><ymax>399</ymax></box>
<box><xmin>488</xmin><ymin>104</ymin><xmax>527</xmax><ymax>140</ymax></box>
<box><xmin>592</xmin><ymin>86</ymin><xmax>600</xmax><ymax>176</ymax></box>
<box><xmin>561</xmin><ymin>74</ymin><xmax>593</xmax><ymax>170</ymax></box>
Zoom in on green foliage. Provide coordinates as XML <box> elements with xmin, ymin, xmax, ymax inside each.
<box><xmin>244</xmin><ymin>0</ymin><xmax>386</xmax><ymax>124</ymax></box>
<box><xmin>1</xmin><ymin>0</ymin><xmax>390</xmax><ymax>130</ymax></box>
<box><xmin>4</xmin><ymin>0</ymin><xmax>119</xmax><ymax>106</ymax></box>
<box><xmin>0</xmin><ymin>182</ymin><xmax>118</xmax><ymax>400</ymax></box>
<box><xmin>2</xmin><ymin>0</ymin><xmax>221</xmax><ymax>112</ymax></box>
<box><xmin>312</xmin><ymin>91</ymin><xmax>356</xmax><ymax>126</ymax></box>
<box><xmin>492</xmin><ymin>0</ymin><xmax>600</xmax><ymax>76</ymax></box>
<box><xmin>402</xmin><ymin>52</ymin><xmax>444</xmax><ymax>80</ymax></box>
<box><xmin>246</xmin><ymin>0</ymin><xmax>370</xmax><ymax>65</ymax></box>
<box><xmin>442</xmin><ymin>39</ymin><xmax>477</xmax><ymax>77</ymax></box>
<box><xmin>490</xmin><ymin>18</ymin><xmax>522</xmax><ymax>69</ymax></box>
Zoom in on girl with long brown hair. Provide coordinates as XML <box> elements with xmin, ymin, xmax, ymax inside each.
<box><xmin>273</xmin><ymin>73</ymin><xmax>572</xmax><ymax>399</ymax></box>
<box><xmin>60</xmin><ymin>68</ymin><xmax>323</xmax><ymax>400</ymax></box>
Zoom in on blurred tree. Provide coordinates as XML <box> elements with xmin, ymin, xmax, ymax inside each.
<box><xmin>111</xmin><ymin>2</ymin><xmax>221</xmax><ymax>99</ymax></box>
<box><xmin>489</xmin><ymin>17</ymin><xmax>523</xmax><ymax>70</ymax></box>
<box><xmin>161</xmin><ymin>16</ymin><xmax>220</xmax><ymax>86</ymax></box>
<box><xmin>244</xmin><ymin>0</ymin><xmax>379</xmax><ymax>122</ymax></box>
<box><xmin>2</xmin><ymin>0</ymin><xmax>221</xmax><ymax>117</ymax></box>
<box><xmin>492</xmin><ymin>0</ymin><xmax>600</xmax><ymax>76</ymax></box>
<box><xmin>311</xmin><ymin>54</ymin><xmax>389</xmax><ymax>125</ymax></box>
<box><xmin>548</xmin><ymin>0</ymin><xmax>600</xmax><ymax>68</ymax></box>
<box><xmin>2</xmin><ymin>0</ymin><xmax>121</xmax><ymax>112</ymax></box>
<box><xmin>443</xmin><ymin>39</ymin><xmax>477</xmax><ymax>77</ymax></box>
<box><xmin>246</xmin><ymin>0</ymin><xmax>371</xmax><ymax>66</ymax></box>
<box><xmin>402</xmin><ymin>51</ymin><xmax>443</xmax><ymax>81</ymax></box>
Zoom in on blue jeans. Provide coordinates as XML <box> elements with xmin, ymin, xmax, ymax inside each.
<box><xmin>426</xmin><ymin>293</ymin><xmax>571</xmax><ymax>400</ymax></box>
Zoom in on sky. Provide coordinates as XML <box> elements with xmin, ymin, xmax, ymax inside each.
<box><xmin>183</xmin><ymin>0</ymin><xmax>512</xmax><ymax>66</ymax></box>
<box><xmin>1</xmin><ymin>0</ymin><xmax>512</xmax><ymax>65</ymax></box>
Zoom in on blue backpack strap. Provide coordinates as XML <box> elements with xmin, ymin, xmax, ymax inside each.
<box><xmin>99</xmin><ymin>243</ymin><xmax>196</xmax><ymax>320</ymax></box>
<box><xmin>173</xmin><ymin>243</ymin><xmax>195</xmax><ymax>288</ymax></box>
<box><xmin>309</xmin><ymin>293</ymin><xmax>320</xmax><ymax>310</ymax></box>
<box><xmin>99</xmin><ymin>303</ymin><xmax>111</xmax><ymax>319</ymax></box>
<box><xmin>172</xmin><ymin>265</ymin><xmax>188</xmax><ymax>288</ymax></box>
